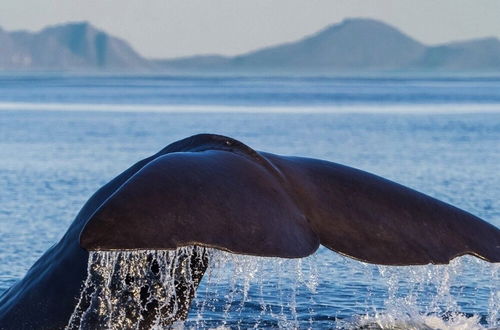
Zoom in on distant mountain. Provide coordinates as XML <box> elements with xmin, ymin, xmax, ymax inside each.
<box><xmin>413</xmin><ymin>37</ymin><xmax>500</xmax><ymax>71</ymax></box>
<box><xmin>1</xmin><ymin>19</ymin><xmax>500</xmax><ymax>73</ymax></box>
<box><xmin>229</xmin><ymin>18</ymin><xmax>426</xmax><ymax>73</ymax></box>
<box><xmin>0</xmin><ymin>22</ymin><xmax>150</xmax><ymax>71</ymax></box>
<box><xmin>155</xmin><ymin>18</ymin><xmax>500</xmax><ymax>74</ymax></box>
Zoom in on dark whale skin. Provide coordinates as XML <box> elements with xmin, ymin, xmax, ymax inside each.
<box><xmin>81</xmin><ymin>134</ymin><xmax>500</xmax><ymax>265</ymax></box>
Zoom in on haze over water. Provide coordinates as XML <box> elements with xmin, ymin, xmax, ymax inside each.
<box><xmin>0</xmin><ymin>75</ymin><xmax>499</xmax><ymax>328</ymax></box>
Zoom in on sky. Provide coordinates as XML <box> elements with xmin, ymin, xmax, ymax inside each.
<box><xmin>1</xmin><ymin>0</ymin><xmax>499</xmax><ymax>59</ymax></box>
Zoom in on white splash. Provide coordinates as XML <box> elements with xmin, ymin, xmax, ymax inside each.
<box><xmin>337</xmin><ymin>255</ymin><xmax>499</xmax><ymax>330</ymax></box>
<box><xmin>350</xmin><ymin>313</ymin><xmax>486</xmax><ymax>330</ymax></box>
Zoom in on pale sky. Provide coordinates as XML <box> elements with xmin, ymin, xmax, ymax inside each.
<box><xmin>1</xmin><ymin>0</ymin><xmax>499</xmax><ymax>59</ymax></box>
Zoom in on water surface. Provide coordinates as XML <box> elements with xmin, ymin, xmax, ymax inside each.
<box><xmin>0</xmin><ymin>75</ymin><xmax>499</xmax><ymax>328</ymax></box>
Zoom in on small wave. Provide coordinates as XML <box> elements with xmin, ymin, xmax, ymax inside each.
<box><xmin>346</xmin><ymin>313</ymin><xmax>487</xmax><ymax>330</ymax></box>
<box><xmin>0</xmin><ymin>101</ymin><xmax>500</xmax><ymax>114</ymax></box>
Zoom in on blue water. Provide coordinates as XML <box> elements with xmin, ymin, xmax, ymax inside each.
<box><xmin>1</xmin><ymin>75</ymin><xmax>500</xmax><ymax>106</ymax></box>
<box><xmin>0</xmin><ymin>75</ymin><xmax>499</xmax><ymax>328</ymax></box>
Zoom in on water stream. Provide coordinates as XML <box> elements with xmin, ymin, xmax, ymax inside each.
<box><xmin>66</xmin><ymin>246</ymin><xmax>499</xmax><ymax>329</ymax></box>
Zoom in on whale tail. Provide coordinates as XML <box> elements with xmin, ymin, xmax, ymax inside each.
<box><xmin>80</xmin><ymin>134</ymin><xmax>500</xmax><ymax>265</ymax></box>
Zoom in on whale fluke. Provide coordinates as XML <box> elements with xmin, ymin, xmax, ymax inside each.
<box><xmin>80</xmin><ymin>134</ymin><xmax>500</xmax><ymax>265</ymax></box>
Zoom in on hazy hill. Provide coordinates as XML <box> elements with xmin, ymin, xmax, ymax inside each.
<box><xmin>1</xmin><ymin>18</ymin><xmax>500</xmax><ymax>73</ymax></box>
<box><xmin>414</xmin><ymin>37</ymin><xmax>500</xmax><ymax>71</ymax></box>
<box><xmin>228</xmin><ymin>18</ymin><xmax>426</xmax><ymax>73</ymax></box>
<box><xmin>155</xmin><ymin>18</ymin><xmax>500</xmax><ymax>74</ymax></box>
<box><xmin>153</xmin><ymin>55</ymin><xmax>231</xmax><ymax>72</ymax></box>
<box><xmin>0</xmin><ymin>22</ymin><xmax>150</xmax><ymax>70</ymax></box>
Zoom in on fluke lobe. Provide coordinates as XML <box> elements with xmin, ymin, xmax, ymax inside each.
<box><xmin>0</xmin><ymin>134</ymin><xmax>498</xmax><ymax>329</ymax></box>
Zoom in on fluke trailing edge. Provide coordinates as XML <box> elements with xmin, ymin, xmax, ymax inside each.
<box><xmin>0</xmin><ymin>134</ymin><xmax>499</xmax><ymax>329</ymax></box>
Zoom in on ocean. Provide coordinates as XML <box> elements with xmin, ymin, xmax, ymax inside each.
<box><xmin>0</xmin><ymin>75</ymin><xmax>499</xmax><ymax>328</ymax></box>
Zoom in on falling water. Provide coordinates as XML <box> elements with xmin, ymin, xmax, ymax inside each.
<box><xmin>344</xmin><ymin>257</ymin><xmax>500</xmax><ymax>330</ymax></box>
<box><xmin>66</xmin><ymin>247</ymin><xmax>499</xmax><ymax>329</ymax></box>
<box><xmin>66</xmin><ymin>247</ymin><xmax>209</xmax><ymax>329</ymax></box>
